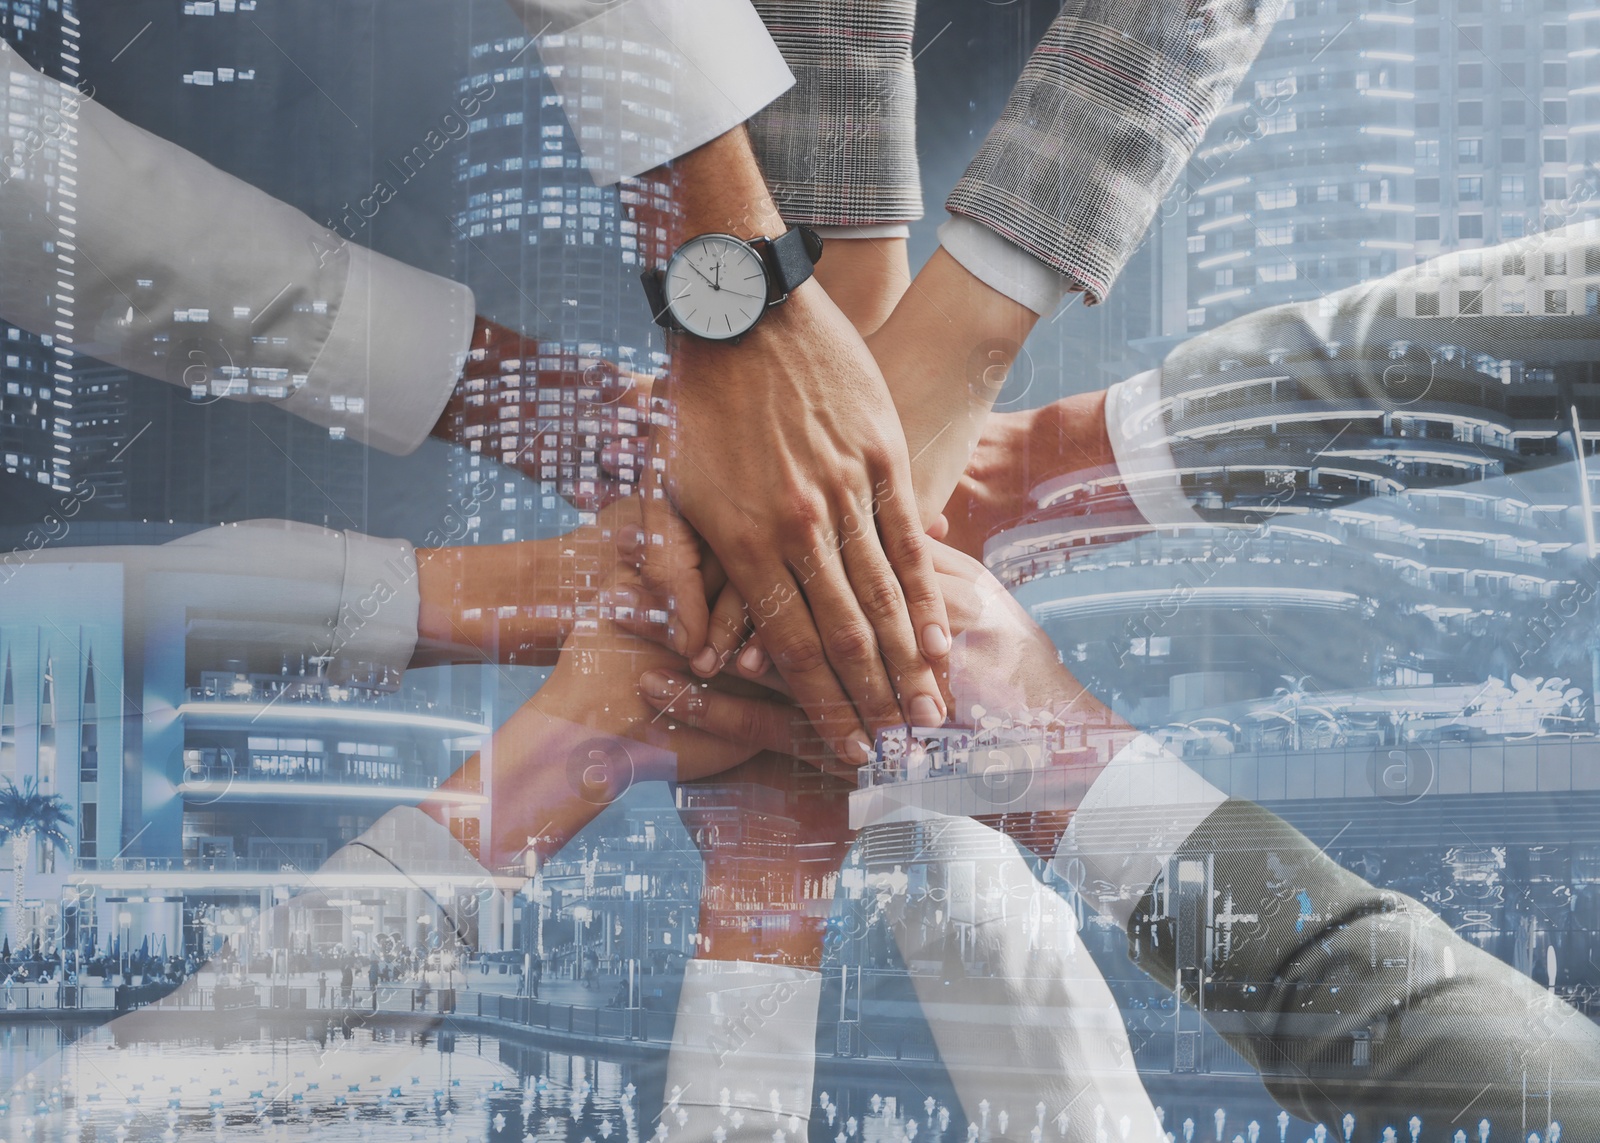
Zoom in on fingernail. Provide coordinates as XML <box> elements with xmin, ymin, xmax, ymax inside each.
<box><xmin>909</xmin><ymin>695</ymin><xmax>944</xmax><ymax>727</ymax></box>
<box><xmin>922</xmin><ymin>624</ymin><xmax>951</xmax><ymax>657</ymax></box>
<box><xmin>845</xmin><ymin>732</ymin><xmax>873</xmax><ymax>766</ymax></box>
<box><xmin>691</xmin><ymin>647</ymin><xmax>719</xmax><ymax>676</ymax></box>
<box><xmin>668</xmin><ymin>620</ymin><xmax>688</xmax><ymax>656</ymax></box>
<box><xmin>738</xmin><ymin>643</ymin><xmax>767</xmax><ymax>675</ymax></box>
<box><xmin>639</xmin><ymin>671</ymin><xmax>677</xmax><ymax>701</ymax></box>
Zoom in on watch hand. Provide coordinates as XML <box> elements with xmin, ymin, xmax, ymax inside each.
<box><xmin>685</xmin><ymin>260</ymin><xmax>717</xmax><ymax>289</ymax></box>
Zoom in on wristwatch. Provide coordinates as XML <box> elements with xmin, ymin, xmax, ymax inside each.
<box><xmin>641</xmin><ymin>225</ymin><xmax>824</xmax><ymax>342</ymax></box>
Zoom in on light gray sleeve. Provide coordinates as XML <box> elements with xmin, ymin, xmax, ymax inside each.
<box><xmin>1132</xmin><ymin>798</ymin><xmax>1600</xmax><ymax>1131</ymax></box>
<box><xmin>1109</xmin><ymin>224</ymin><xmax>1600</xmax><ymax>507</ymax></box>
<box><xmin>512</xmin><ymin>0</ymin><xmax>795</xmax><ymax>185</ymax></box>
<box><xmin>2</xmin><ymin>521</ymin><xmax>420</xmax><ymax>686</ymax></box>
<box><xmin>0</xmin><ymin>40</ymin><xmax>473</xmax><ymax>456</ymax></box>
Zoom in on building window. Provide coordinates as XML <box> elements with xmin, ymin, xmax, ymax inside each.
<box><xmin>1500</xmin><ymin>174</ymin><xmax>1526</xmax><ymax>200</ymax></box>
<box><xmin>1316</xmin><ymin>184</ymin><xmax>1339</xmax><ymax>202</ymax></box>
<box><xmin>1416</xmin><ymin>177</ymin><xmax>1441</xmax><ymax>202</ymax></box>
<box><xmin>1256</xmin><ymin>223</ymin><xmax>1294</xmax><ymax>246</ymax></box>
<box><xmin>1545</xmin><ymin>252</ymin><xmax>1567</xmax><ymax>275</ymax></box>
<box><xmin>1458</xmin><ymin>139</ymin><xmax>1483</xmax><ymax>164</ymax></box>
<box><xmin>1547</xmin><ymin>289</ymin><xmax>1568</xmax><ymax>314</ymax></box>
<box><xmin>1187</xmin><ymin>307</ymin><xmax>1207</xmax><ymax>328</ymax></box>
<box><xmin>1459</xmin><ymin>101</ymin><xmax>1484</xmax><ymax>127</ymax></box>
<box><xmin>1416</xmin><ymin>216</ymin><xmax>1441</xmax><ymax>240</ymax></box>
<box><xmin>1503</xmin><ymin>215</ymin><xmax>1527</xmax><ymax>238</ymax></box>
<box><xmin>1459</xmin><ymin>290</ymin><xmax>1484</xmax><ymax>315</ymax></box>
<box><xmin>1459</xmin><ymin>215</ymin><xmax>1484</xmax><ymax>239</ymax></box>
<box><xmin>1545</xmin><ymin>137</ymin><xmax>1567</xmax><ymax>162</ymax></box>
<box><xmin>1416</xmin><ymin>139</ymin><xmax>1441</xmax><ymax>166</ymax></box>
<box><xmin>1255</xmin><ymin>187</ymin><xmax>1297</xmax><ymax>210</ymax></box>
<box><xmin>1544</xmin><ymin>100</ymin><xmax>1568</xmax><ymax>125</ymax></box>
<box><xmin>1502</xmin><ymin>287</ymin><xmax>1526</xmax><ymax>313</ymax></box>
<box><xmin>1187</xmin><ymin>234</ymin><xmax>1206</xmax><ymax>253</ymax></box>
<box><xmin>1544</xmin><ymin>176</ymin><xmax>1569</xmax><ymax>200</ymax></box>
<box><xmin>1503</xmin><ymin>252</ymin><xmax>1527</xmax><ymax>275</ymax></box>
<box><xmin>1458</xmin><ymin>176</ymin><xmax>1484</xmax><ymax>201</ymax></box>
<box><xmin>1502</xmin><ymin>138</ymin><xmax>1525</xmax><ymax>163</ymax></box>
<box><xmin>1415</xmin><ymin>292</ymin><xmax>1441</xmax><ymax>315</ymax></box>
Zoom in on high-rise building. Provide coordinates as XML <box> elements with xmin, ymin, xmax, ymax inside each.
<box><xmin>1156</xmin><ymin>0</ymin><xmax>1600</xmax><ymax>339</ymax></box>
<box><xmin>0</xmin><ymin>0</ymin><xmax>84</xmax><ymax>495</ymax></box>
<box><xmin>448</xmin><ymin>11</ymin><xmax>675</xmax><ymax>545</ymax></box>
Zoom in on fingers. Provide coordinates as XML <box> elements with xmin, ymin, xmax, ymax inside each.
<box><xmin>692</xmin><ymin>583</ymin><xmax>754</xmax><ymax>678</ymax></box>
<box><xmin>872</xmin><ymin>466</ymin><xmax>954</xmax><ymax>711</ymax></box>
<box><xmin>839</xmin><ymin>516</ymin><xmax>947</xmax><ymax>730</ymax></box>
<box><xmin>638</xmin><ymin>479</ymin><xmax>708</xmax><ymax>659</ymax></box>
<box><xmin>637</xmin><ymin>669</ymin><xmax>837</xmax><ymax>773</ymax></box>
<box><xmin>739</xmin><ymin>561</ymin><xmax>877</xmax><ymax>767</ymax></box>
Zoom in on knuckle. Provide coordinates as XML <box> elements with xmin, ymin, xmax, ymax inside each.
<box><xmin>823</xmin><ymin>620</ymin><xmax>877</xmax><ymax>665</ymax></box>
<box><xmin>784</xmin><ymin>491</ymin><xmax>826</xmax><ymax>530</ymax></box>
<box><xmin>856</xmin><ymin>575</ymin><xmax>904</xmax><ymax>624</ymax></box>
<box><xmin>770</xmin><ymin>632</ymin><xmax>830</xmax><ymax>676</ymax></box>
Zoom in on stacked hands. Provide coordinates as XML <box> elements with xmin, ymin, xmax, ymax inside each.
<box><xmin>414</xmin><ymin>130</ymin><xmax>1127</xmax><ymax>963</ymax></box>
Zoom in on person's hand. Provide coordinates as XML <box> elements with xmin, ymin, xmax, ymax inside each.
<box><xmin>413</xmin><ymin>495</ymin><xmax>653</xmax><ymax>668</ymax></box>
<box><xmin>429</xmin><ymin>615</ymin><xmax>817</xmax><ymax>872</ymax></box>
<box><xmin>430</xmin><ymin>316</ymin><xmax>652</xmax><ymax>512</ymax></box>
<box><xmin>937</xmin><ymin>392</ymin><xmax>1119</xmax><ymax>560</ymax></box>
<box><xmin>648</xmin><ymin>282</ymin><xmax>952</xmax><ymax>766</ymax></box>
<box><xmin>635</xmin><ymin>541</ymin><xmax>1084</xmax><ymax>752</ymax></box>
<box><xmin>635</xmin><ymin>129</ymin><xmax>951</xmax><ymax>772</ymax></box>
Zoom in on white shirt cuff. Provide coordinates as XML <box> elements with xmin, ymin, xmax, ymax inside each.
<box><xmin>1053</xmin><ymin>734</ymin><xmax>1227</xmax><ymax>929</ymax></box>
<box><xmin>1104</xmin><ymin>370</ymin><xmax>1203</xmax><ymax>528</ymax></box>
<box><xmin>334</xmin><ymin>531</ymin><xmax>424</xmax><ymax>686</ymax></box>
<box><xmin>295</xmin><ymin>243</ymin><xmax>475</xmax><ymax>456</ymax></box>
<box><xmin>810</xmin><ymin>223</ymin><xmax>911</xmax><ymax>241</ymax></box>
<box><xmin>663</xmin><ymin>960</ymin><xmax>820</xmax><ymax>1136</ymax></box>
<box><xmin>937</xmin><ymin>216</ymin><xmax>1076</xmax><ymax>317</ymax></box>
<box><xmin>538</xmin><ymin>0</ymin><xmax>795</xmax><ymax>186</ymax></box>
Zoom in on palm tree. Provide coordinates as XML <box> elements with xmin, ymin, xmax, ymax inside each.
<box><xmin>0</xmin><ymin>780</ymin><xmax>73</xmax><ymax>949</ymax></box>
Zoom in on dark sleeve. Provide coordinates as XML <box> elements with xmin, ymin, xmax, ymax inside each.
<box><xmin>744</xmin><ymin>0</ymin><xmax>923</xmax><ymax>227</ymax></box>
<box><xmin>1131</xmin><ymin>798</ymin><xmax>1600</xmax><ymax>1131</ymax></box>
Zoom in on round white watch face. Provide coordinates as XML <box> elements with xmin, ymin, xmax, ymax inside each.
<box><xmin>663</xmin><ymin>234</ymin><xmax>769</xmax><ymax>340</ymax></box>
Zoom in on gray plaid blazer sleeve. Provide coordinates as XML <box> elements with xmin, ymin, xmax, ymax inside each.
<box><xmin>948</xmin><ymin>0</ymin><xmax>1286</xmax><ymax>303</ymax></box>
<box><xmin>745</xmin><ymin>0</ymin><xmax>923</xmax><ymax>227</ymax></box>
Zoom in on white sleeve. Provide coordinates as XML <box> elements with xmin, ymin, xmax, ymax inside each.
<box><xmin>1051</xmin><ymin>735</ymin><xmax>1226</xmax><ymax>928</ymax></box>
<box><xmin>937</xmin><ymin>216</ymin><xmax>1077</xmax><ymax>317</ymax></box>
<box><xmin>516</xmin><ymin>0</ymin><xmax>796</xmax><ymax>185</ymax></box>
<box><xmin>1103</xmin><ymin>370</ymin><xmax>1205</xmax><ymax>528</ymax></box>
<box><xmin>10</xmin><ymin>521</ymin><xmax>421</xmax><ymax>686</ymax></box>
<box><xmin>661</xmin><ymin>959</ymin><xmax>820</xmax><ymax>1139</ymax></box>
<box><xmin>0</xmin><ymin>41</ymin><xmax>473</xmax><ymax>456</ymax></box>
<box><xmin>886</xmin><ymin>818</ymin><xmax>1162</xmax><ymax>1142</ymax></box>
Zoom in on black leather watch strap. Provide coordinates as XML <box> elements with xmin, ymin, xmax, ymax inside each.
<box><xmin>640</xmin><ymin>267</ymin><xmax>681</xmax><ymax>331</ymax></box>
<box><xmin>758</xmin><ymin>225</ymin><xmax>825</xmax><ymax>303</ymax></box>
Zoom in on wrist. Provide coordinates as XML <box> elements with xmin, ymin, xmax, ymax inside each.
<box><xmin>1033</xmin><ymin>390</ymin><xmax>1116</xmax><ymax>478</ymax></box>
<box><xmin>646</xmin><ymin>127</ymin><xmax>786</xmax><ymax>245</ymax></box>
